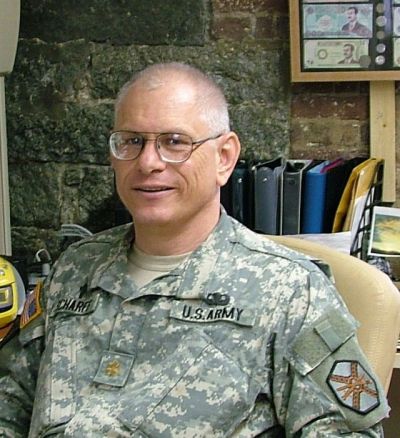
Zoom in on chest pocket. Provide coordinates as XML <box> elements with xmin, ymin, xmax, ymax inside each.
<box><xmin>117</xmin><ymin>330</ymin><xmax>261</xmax><ymax>437</ymax></box>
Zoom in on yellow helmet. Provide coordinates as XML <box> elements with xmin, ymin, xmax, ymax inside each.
<box><xmin>0</xmin><ymin>256</ymin><xmax>26</xmax><ymax>331</ymax></box>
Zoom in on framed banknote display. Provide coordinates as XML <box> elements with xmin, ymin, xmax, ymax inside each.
<box><xmin>290</xmin><ymin>0</ymin><xmax>400</xmax><ymax>81</ymax></box>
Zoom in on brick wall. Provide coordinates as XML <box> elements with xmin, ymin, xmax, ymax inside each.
<box><xmin>291</xmin><ymin>81</ymin><xmax>370</xmax><ymax>159</ymax></box>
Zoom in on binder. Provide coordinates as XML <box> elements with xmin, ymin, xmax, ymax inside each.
<box><xmin>302</xmin><ymin>158</ymin><xmax>351</xmax><ymax>233</ymax></box>
<box><xmin>253</xmin><ymin>157</ymin><xmax>286</xmax><ymax>234</ymax></box>
<box><xmin>221</xmin><ymin>161</ymin><xmax>253</xmax><ymax>228</ymax></box>
<box><xmin>301</xmin><ymin>160</ymin><xmax>331</xmax><ymax>234</ymax></box>
<box><xmin>281</xmin><ymin>159</ymin><xmax>315</xmax><ymax>235</ymax></box>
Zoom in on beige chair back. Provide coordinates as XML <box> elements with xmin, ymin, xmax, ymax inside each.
<box><xmin>266</xmin><ymin>235</ymin><xmax>400</xmax><ymax>393</ymax></box>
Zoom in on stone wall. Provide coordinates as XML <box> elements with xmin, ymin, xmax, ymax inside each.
<box><xmin>4</xmin><ymin>0</ymin><xmax>399</xmax><ymax>263</ymax></box>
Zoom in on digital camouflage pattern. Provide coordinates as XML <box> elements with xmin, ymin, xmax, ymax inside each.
<box><xmin>0</xmin><ymin>211</ymin><xmax>388</xmax><ymax>437</ymax></box>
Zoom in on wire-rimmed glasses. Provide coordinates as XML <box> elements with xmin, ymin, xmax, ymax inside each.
<box><xmin>109</xmin><ymin>131</ymin><xmax>223</xmax><ymax>163</ymax></box>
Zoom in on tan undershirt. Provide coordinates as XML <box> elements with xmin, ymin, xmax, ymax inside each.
<box><xmin>127</xmin><ymin>244</ymin><xmax>191</xmax><ymax>288</ymax></box>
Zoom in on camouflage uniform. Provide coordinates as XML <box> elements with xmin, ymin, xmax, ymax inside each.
<box><xmin>0</xmin><ymin>212</ymin><xmax>388</xmax><ymax>437</ymax></box>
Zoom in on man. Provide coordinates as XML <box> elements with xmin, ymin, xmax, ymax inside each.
<box><xmin>0</xmin><ymin>63</ymin><xmax>388</xmax><ymax>436</ymax></box>
<box><xmin>338</xmin><ymin>43</ymin><xmax>359</xmax><ymax>65</ymax></box>
<box><xmin>342</xmin><ymin>6</ymin><xmax>372</xmax><ymax>37</ymax></box>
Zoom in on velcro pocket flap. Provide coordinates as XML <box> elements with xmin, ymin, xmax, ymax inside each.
<box><xmin>289</xmin><ymin>308</ymin><xmax>356</xmax><ymax>376</ymax></box>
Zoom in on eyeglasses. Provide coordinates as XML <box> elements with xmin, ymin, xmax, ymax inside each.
<box><xmin>109</xmin><ymin>131</ymin><xmax>223</xmax><ymax>163</ymax></box>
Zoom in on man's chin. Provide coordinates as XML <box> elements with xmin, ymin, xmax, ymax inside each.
<box><xmin>132</xmin><ymin>213</ymin><xmax>177</xmax><ymax>229</ymax></box>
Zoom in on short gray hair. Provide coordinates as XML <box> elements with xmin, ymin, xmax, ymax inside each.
<box><xmin>114</xmin><ymin>62</ymin><xmax>231</xmax><ymax>135</ymax></box>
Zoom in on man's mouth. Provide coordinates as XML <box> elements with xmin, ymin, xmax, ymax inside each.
<box><xmin>135</xmin><ymin>186</ymin><xmax>173</xmax><ymax>193</ymax></box>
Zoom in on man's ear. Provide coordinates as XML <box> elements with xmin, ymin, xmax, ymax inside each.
<box><xmin>216</xmin><ymin>132</ymin><xmax>241</xmax><ymax>187</ymax></box>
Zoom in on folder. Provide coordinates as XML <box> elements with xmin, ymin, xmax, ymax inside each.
<box><xmin>280</xmin><ymin>159</ymin><xmax>315</xmax><ymax>235</ymax></box>
<box><xmin>253</xmin><ymin>157</ymin><xmax>286</xmax><ymax>234</ymax></box>
<box><xmin>323</xmin><ymin>157</ymin><xmax>366</xmax><ymax>233</ymax></box>
<box><xmin>343</xmin><ymin>158</ymin><xmax>380</xmax><ymax>232</ymax></box>
<box><xmin>332</xmin><ymin>158</ymin><xmax>379</xmax><ymax>232</ymax></box>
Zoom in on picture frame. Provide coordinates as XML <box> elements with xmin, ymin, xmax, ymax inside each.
<box><xmin>368</xmin><ymin>206</ymin><xmax>400</xmax><ymax>257</ymax></box>
<box><xmin>290</xmin><ymin>0</ymin><xmax>400</xmax><ymax>81</ymax></box>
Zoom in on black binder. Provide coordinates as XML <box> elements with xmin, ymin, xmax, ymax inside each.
<box><xmin>221</xmin><ymin>161</ymin><xmax>253</xmax><ymax>228</ymax></box>
<box><xmin>253</xmin><ymin>157</ymin><xmax>286</xmax><ymax>235</ymax></box>
<box><xmin>281</xmin><ymin>159</ymin><xmax>315</xmax><ymax>235</ymax></box>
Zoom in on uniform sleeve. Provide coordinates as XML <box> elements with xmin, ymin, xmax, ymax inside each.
<box><xmin>0</xmin><ymin>285</ymin><xmax>46</xmax><ymax>437</ymax></box>
<box><xmin>271</xmin><ymin>266</ymin><xmax>388</xmax><ymax>437</ymax></box>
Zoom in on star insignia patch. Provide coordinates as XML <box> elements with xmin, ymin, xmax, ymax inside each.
<box><xmin>327</xmin><ymin>360</ymin><xmax>380</xmax><ymax>414</ymax></box>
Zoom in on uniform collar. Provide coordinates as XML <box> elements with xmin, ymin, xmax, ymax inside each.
<box><xmin>88</xmin><ymin>209</ymin><xmax>236</xmax><ymax>300</ymax></box>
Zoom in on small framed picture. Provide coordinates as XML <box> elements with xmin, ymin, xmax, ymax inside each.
<box><xmin>368</xmin><ymin>206</ymin><xmax>400</xmax><ymax>257</ymax></box>
<box><xmin>290</xmin><ymin>0</ymin><xmax>400</xmax><ymax>81</ymax></box>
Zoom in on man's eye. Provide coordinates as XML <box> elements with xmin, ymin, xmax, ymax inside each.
<box><xmin>164</xmin><ymin>135</ymin><xmax>190</xmax><ymax>146</ymax></box>
<box><xmin>168</xmin><ymin>137</ymin><xmax>181</xmax><ymax>146</ymax></box>
<box><xmin>126</xmin><ymin>136</ymin><xmax>142</xmax><ymax>146</ymax></box>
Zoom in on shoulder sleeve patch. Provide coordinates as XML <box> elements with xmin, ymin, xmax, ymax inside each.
<box><xmin>20</xmin><ymin>282</ymin><xmax>43</xmax><ymax>329</ymax></box>
<box><xmin>327</xmin><ymin>360</ymin><xmax>380</xmax><ymax>414</ymax></box>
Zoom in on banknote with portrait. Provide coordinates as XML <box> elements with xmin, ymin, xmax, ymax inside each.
<box><xmin>393</xmin><ymin>38</ymin><xmax>400</xmax><ymax>66</ymax></box>
<box><xmin>303</xmin><ymin>39</ymin><xmax>370</xmax><ymax>69</ymax></box>
<box><xmin>303</xmin><ymin>3</ymin><xmax>373</xmax><ymax>38</ymax></box>
<box><xmin>393</xmin><ymin>7</ymin><xmax>400</xmax><ymax>36</ymax></box>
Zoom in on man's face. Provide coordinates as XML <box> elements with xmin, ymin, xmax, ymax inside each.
<box><xmin>111</xmin><ymin>80</ymin><xmax>227</xmax><ymax>232</ymax></box>
<box><xmin>346</xmin><ymin>9</ymin><xmax>357</xmax><ymax>22</ymax></box>
<box><xmin>343</xmin><ymin>45</ymin><xmax>353</xmax><ymax>59</ymax></box>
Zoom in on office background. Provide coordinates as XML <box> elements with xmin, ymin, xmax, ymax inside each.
<box><xmin>4</xmin><ymin>0</ymin><xmax>399</xmax><ymax>262</ymax></box>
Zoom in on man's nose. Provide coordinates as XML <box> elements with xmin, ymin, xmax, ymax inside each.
<box><xmin>136</xmin><ymin>138</ymin><xmax>166</xmax><ymax>173</ymax></box>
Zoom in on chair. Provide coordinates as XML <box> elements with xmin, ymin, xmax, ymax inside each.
<box><xmin>266</xmin><ymin>235</ymin><xmax>400</xmax><ymax>393</ymax></box>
